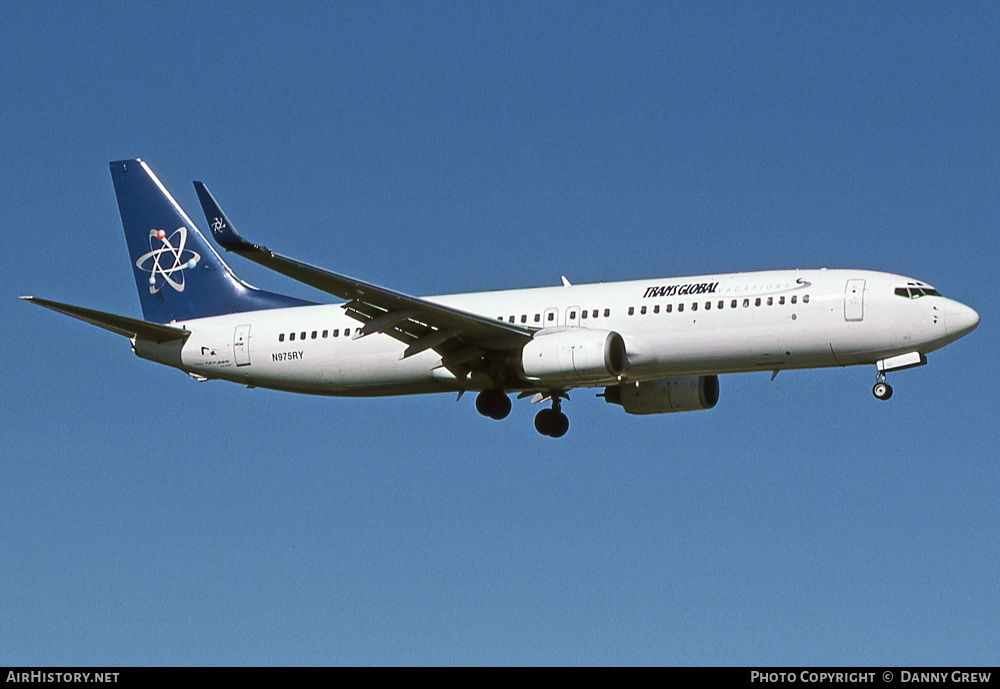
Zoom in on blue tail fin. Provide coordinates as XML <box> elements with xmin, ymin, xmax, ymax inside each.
<box><xmin>110</xmin><ymin>159</ymin><xmax>312</xmax><ymax>323</ymax></box>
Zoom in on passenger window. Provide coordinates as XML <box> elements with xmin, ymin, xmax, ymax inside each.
<box><xmin>666</xmin><ymin>304</ymin><xmax>673</xmax><ymax>313</ymax></box>
<box><xmin>547</xmin><ymin>312</ymin><xmax>555</xmax><ymax>322</ymax></box>
<box><xmin>279</xmin><ymin>333</ymin><xmax>285</xmax><ymax>342</ymax></box>
<box><xmin>290</xmin><ymin>332</ymin><xmax>296</xmax><ymax>341</ymax></box>
<box><xmin>593</xmin><ymin>309</ymin><xmax>599</xmax><ymax>318</ymax></box>
<box><xmin>521</xmin><ymin>315</ymin><xmax>527</xmax><ymax>323</ymax></box>
<box><xmin>705</xmin><ymin>301</ymin><xmax>711</xmax><ymax>310</ymax></box>
<box><xmin>767</xmin><ymin>297</ymin><xmax>773</xmax><ymax>306</ymax></box>
<box><xmin>604</xmin><ymin>309</ymin><xmax>610</xmax><ymax>317</ymax></box>
<box><xmin>678</xmin><ymin>303</ymin><xmax>684</xmax><ymax>312</ymax></box>
<box><xmin>791</xmin><ymin>295</ymin><xmax>797</xmax><ymax>304</ymax></box>
<box><xmin>640</xmin><ymin>306</ymin><xmax>646</xmax><ymax>315</ymax></box>
<box><xmin>755</xmin><ymin>298</ymin><xmax>761</xmax><ymax>307</ymax></box>
<box><xmin>691</xmin><ymin>302</ymin><xmax>698</xmax><ymax>311</ymax></box>
<box><xmin>569</xmin><ymin>311</ymin><xmax>577</xmax><ymax>319</ymax></box>
<box><xmin>731</xmin><ymin>300</ymin><xmax>737</xmax><ymax>308</ymax></box>
<box><xmin>322</xmin><ymin>330</ymin><xmax>328</xmax><ymax>338</ymax></box>
<box><xmin>743</xmin><ymin>299</ymin><xmax>749</xmax><ymax>308</ymax></box>
<box><xmin>581</xmin><ymin>310</ymin><xmax>588</xmax><ymax>319</ymax></box>
<box><xmin>628</xmin><ymin>307</ymin><xmax>635</xmax><ymax>315</ymax></box>
<box><xmin>653</xmin><ymin>305</ymin><xmax>660</xmax><ymax>314</ymax></box>
<box><xmin>803</xmin><ymin>295</ymin><xmax>810</xmax><ymax>304</ymax></box>
<box><xmin>344</xmin><ymin>328</ymin><xmax>351</xmax><ymax>337</ymax></box>
<box><xmin>718</xmin><ymin>301</ymin><xmax>724</xmax><ymax>309</ymax></box>
<box><xmin>534</xmin><ymin>314</ymin><xmax>541</xmax><ymax>323</ymax></box>
<box><xmin>311</xmin><ymin>331</ymin><xmax>317</xmax><ymax>339</ymax></box>
<box><xmin>300</xmin><ymin>331</ymin><xmax>306</xmax><ymax>340</ymax></box>
<box><xmin>779</xmin><ymin>296</ymin><xmax>785</xmax><ymax>305</ymax></box>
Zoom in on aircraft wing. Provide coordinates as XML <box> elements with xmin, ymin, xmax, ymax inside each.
<box><xmin>21</xmin><ymin>297</ymin><xmax>190</xmax><ymax>342</ymax></box>
<box><xmin>193</xmin><ymin>182</ymin><xmax>534</xmax><ymax>362</ymax></box>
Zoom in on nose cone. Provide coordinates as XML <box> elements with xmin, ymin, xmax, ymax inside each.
<box><xmin>946</xmin><ymin>300</ymin><xmax>980</xmax><ymax>338</ymax></box>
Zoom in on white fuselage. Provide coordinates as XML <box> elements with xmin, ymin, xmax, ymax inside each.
<box><xmin>134</xmin><ymin>268</ymin><xmax>978</xmax><ymax>396</ymax></box>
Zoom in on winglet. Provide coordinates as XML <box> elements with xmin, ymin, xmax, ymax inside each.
<box><xmin>193</xmin><ymin>181</ymin><xmax>255</xmax><ymax>252</ymax></box>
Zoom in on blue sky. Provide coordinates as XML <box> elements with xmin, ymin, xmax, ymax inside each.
<box><xmin>2</xmin><ymin>1</ymin><xmax>997</xmax><ymax>665</ymax></box>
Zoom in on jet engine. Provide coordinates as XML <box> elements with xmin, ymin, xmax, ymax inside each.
<box><xmin>519</xmin><ymin>328</ymin><xmax>627</xmax><ymax>385</ymax></box>
<box><xmin>603</xmin><ymin>375</ymin><xmax>719</xmax><ymax>415</ymax></box>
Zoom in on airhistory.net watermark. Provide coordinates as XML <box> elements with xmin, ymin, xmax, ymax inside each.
<box><xmin>6</xmin><ymin>673</ymin><xmax>118</xmax><ymax>683</ymax></box>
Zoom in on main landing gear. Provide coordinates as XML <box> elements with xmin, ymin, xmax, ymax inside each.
<box><xmin>872</xmin><ymin>371</ymin><xmax>893</xmax><ymax>401</ymax></box>
<box><xmin>475</xmin><ymin>389</ymin><xmax>512</xmax><ymax>420</ymax></box>
<box><xmin>534</xmin><ymin>399</ymin><xmax>569</xmax><ymax>438</ymax></box>
<box><xmin>475</xmin><ymin>388</ymin><xmax>570</xmax><ymax>437</ymax></box>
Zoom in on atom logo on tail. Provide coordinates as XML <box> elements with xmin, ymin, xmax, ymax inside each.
<box><xmin>135</xmin><ymin>226</ymin><xmax>201</xmax><ymax>293</ymax></box>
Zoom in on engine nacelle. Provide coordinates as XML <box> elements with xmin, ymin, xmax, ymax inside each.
<box><xmin>603</xmin><ymin>376</ymin><xmax>719</xmax><ymax>415</ymax></box>
<box><xmin>519</xmin><ymin>328</ymin><xmax>627</xmax><ymax>385</ymax></box>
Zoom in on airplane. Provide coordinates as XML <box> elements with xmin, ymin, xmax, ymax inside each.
<box><xmin>22</xmin><ymin>159</ymin><xmax>980</xmax><ymax>437</ymax></box>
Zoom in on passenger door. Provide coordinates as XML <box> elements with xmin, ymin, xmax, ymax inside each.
<box><xmin>844</xmin><ymin>279</ymin><xmax>865</xmax><ymax>321</ymax></box>
<box><xmin>234</xmin><ymin>324</ymin><xmax>251</xmax><ymax>366</ymax></box>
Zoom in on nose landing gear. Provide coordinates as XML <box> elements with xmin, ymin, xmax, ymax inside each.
<box><xmin>872</xmin><ymin>371</ymin><xmax>893</xmax><ymax>401</ymax></box>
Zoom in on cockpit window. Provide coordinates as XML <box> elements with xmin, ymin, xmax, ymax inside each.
<box><xmin>895</xmin><ymin>287</ymin><xmax>942</xmax><ymax>299</ymax></box>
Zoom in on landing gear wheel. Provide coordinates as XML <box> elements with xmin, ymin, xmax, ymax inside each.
<box><xmin>872</xmin><ymin>381</ymin><xmax>893</xmax><ymax>400</ymax></box>
<box><xmin>534</xmin><ymin>408</ymin><xmax>555</xmax><ymax>435</ymax></box>
<box><xmin>549</xmin><ymin>411</ymin><xmax>569</xmax><ymax>438</ymax></box>
<box><xmin>492</xmin><ymin>393</ymin><xmax>512</xmax><ymax>419</ymax></box>
<box><xmin>476</xmin><ymin>389</ymin><xmax>511</xmax><ymax>420</ymax></box>
<box><xmin>534</xmin><ymin>408</ymin><xmax>569</xmax><ymax>437</ymax></box>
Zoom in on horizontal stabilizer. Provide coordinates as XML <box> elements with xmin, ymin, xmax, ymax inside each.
<box><xmin>20</xmin><ymin>297</ymin><xmax>190</xmax><ymax>342</ymax></box>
